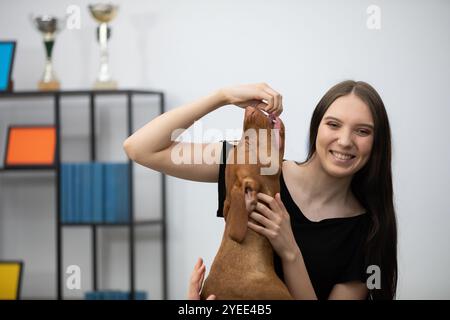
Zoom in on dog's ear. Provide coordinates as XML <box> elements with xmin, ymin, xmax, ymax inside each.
<box><xmin>226</xmin><ymin>188</ymin><xmax>248</xmax><ymax>243</ymax></box>
<box><xmin>226</xmin><ymin>178</ymin><xmax>259</xmax><ymax>243</ymax></box>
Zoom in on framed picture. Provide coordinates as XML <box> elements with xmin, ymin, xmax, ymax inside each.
<box><xmin>4</xmin><ymin>125</ymin><xmax>56</xmax><ymax>168</ymax></box>
<box><xmin>0</xmin><ymin>41</ymin><xmax>16</xmax><ymax>92</ymax></box>
<box><xmin>0</xmin><ymin>260</ymin><xmax>23</xmax><ymax>300</ymax></box>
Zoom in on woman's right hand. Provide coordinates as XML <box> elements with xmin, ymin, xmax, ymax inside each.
<box><xmin>218</xmin><ymin>83</ymin><xmax>283</xmax><ymax>116</ymax></box>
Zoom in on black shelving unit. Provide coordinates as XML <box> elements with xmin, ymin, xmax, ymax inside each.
<box><xmin>0</xmin><ymin>89</ymin><xmax>167</xmax><ymax>299</ymax></box>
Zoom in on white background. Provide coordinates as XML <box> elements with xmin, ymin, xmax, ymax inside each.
<box><xmin>0</xmin><ymin>0</ymin><xmax>449</xmax><ymax>299</ymax></box>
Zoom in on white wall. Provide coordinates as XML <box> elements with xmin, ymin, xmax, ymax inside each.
<box><xmin>1</xmin><ymin>0</ymin><xmax>449</xmax><ymax>299</ymax></box>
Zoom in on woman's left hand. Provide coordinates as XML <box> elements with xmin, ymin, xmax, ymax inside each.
<box><xmin>247</xmin><ymin>193</ymin><xmax>300</xmax><ymax>262</ymax></box>
<box><xmin>188</xmin><ymin>258</ymin><xmax>216</xmax><ymax>300</ymax></box>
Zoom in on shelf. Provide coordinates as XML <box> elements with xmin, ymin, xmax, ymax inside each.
<box><xmin>0</xmin><ymin>89</ymin><xmax>163</xmax><ymax>98</ymax></box>
<box><xmin>0</xmin><ymin>88</ymin><xmax>167</xmax><ymax>300</ymax></box>
<box><xmin>62</xmin><ymin>220</ymin><xmax>163</xmax><ymax>227</ymax></box>
<box><xmin>0</xmin><ymin>166</ymin><xmax>56</xmax><ymax>172</ymax></box>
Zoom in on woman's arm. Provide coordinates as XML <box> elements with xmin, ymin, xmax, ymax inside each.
<box><xmin>123</xmin><ymin>90</ymin><xmax>226</xmax><ymax>182</ymax></box>
<box><xmin>248</xmin><ymin>193</ymin><xmax>318</xmax><ymax>299</ymax></box>
<box><xmin>123</xmin><ymin>83</ymin><xmax>282</xmax><ymax>182</ymax></box>
<box><xmin>328</xmin><ymin>282</ymin><xmax>368</xmax><ymax>299</ymax></box>
<box><xmin>124</xmin><ymin>91</ymin><xmax>225</xmax><ymax>160</ymax></box>
<box><xmin>279</xmin><ymin>248</ymin><xmax>318</xmax><ymax>299</ymax></box>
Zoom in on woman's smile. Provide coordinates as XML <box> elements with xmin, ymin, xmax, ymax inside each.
<box><xmin>329</xmin><ymin>150</ymin><xmax>356</xmax><ymax>165</ymax></box>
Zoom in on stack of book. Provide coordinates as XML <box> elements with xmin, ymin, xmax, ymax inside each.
<box><xmin>85</xmin><ymin>290</ymin><xmax>147</xmax><ymax>300</ymax></box>
<box><xmin>60</xmin><ymin>162</ymin><xmax>130</xmax><ymax>224</ymax></box>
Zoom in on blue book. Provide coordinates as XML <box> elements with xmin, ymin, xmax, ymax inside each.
<box><xmin>80</xmin><ymin>164</ymin><xmax>85</xmax><ymax>223</ymax></box>
<box><xmin>68</xmin><ymin>164</ymin><xmax>74</xmax><ymax>223</ymax></box>
<box><xmin>87</xmin><ymin>164</ymin><xmax>93</xmax><ymax>223</ymax></box>
<box><xmin>85</xmin><ymin>291</ymin><xmax>97</xmax><ymax>300</ymax></box>
<box><xmin>60</xmin><ymin>164</ymin><xmax>67</xmax><ymax>223</ymax></box>
<box><xmin>71</xmin><ymin>164</ymin><xmax>76</xmax><ymax>223</ymax></box>
<box><xmin>108</xmin><ymin>164</ymin><xmax>118</xmax><ymax>223</ymax></box>
<box><xmin>135</xmin><ymin>291</ymin><xmax>147</xmax><ymax>300</ymax></box>
<box><xmin>102</xmin><ymin>163</ymin><xmax>131</xmax><ymax>224</ymax></box>
<box><xmin>92</xmin><ymin>163</ymin><xmax>103</xmax><ymax>223</ymax></box>
<box><xmin>115</xmin><ymin>164</ymin><xmax>121</xmax><ymax>223</ymax></box>
<box><xmin>64</xmin><ymin>164</ymin><xmax>69</xmax><ymax>223</ymax></box>
<box><xmin>82</xmin><ymin>164</ymin><xmax>91</xmax><ymax>223</ymax></box>
<box><xmin>128</xmin><ymin>291</ymin><xmax>147</xmax><ymax>300</ymax></box>
<box><xmin>74</xmin><ymin>163</ymin><xmax>80</xmax><ymax>223</ymax></box>
<box><xmin>117</xmin><ymin>164</ymin><xmax>130</xmax><ymax>223</ymax></box>
<box><xmin>104</xmin><ymin>291</ymin><xmax>115</xmax><ymax>300</ymax></box>
<box><xmin>104</xmin><ymin>164</ymin><xmax>114</xmax><ymax>223</ymax></box>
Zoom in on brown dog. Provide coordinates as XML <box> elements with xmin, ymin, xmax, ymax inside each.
<box><xmin>201</xmin><ymin>105</ymin><xmax>292</xmax><ymax>300</ymax></box>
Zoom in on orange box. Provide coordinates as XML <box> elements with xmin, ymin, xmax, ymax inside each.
<box><xmin>5</xmin><ymin>126</ymin><xmax>56</xmax><ymax>166</ymax></box>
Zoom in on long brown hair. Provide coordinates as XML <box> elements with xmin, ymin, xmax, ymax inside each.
<box><xmin>305</xmin><ymin>80</ymin><xmax>397</xmax><ymax>299</ymax></box>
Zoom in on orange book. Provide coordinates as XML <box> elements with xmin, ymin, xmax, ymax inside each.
<box><xmin>5</xmin><ymin>126</ymin><xmax>56</xmax><ymax>166</ymax></box>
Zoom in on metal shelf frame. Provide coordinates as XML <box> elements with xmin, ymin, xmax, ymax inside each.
<box><xmin>0</xmin><ymin>89</ymin><xmax>167</xmax><ymax>300</ymax></box>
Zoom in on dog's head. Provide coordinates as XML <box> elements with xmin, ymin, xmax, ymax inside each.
<box><xmin>225</xmin><ymin>105</ymin><xmax>285</xmax><ymax>243</ymax></box>
<box><xmin>242</xmin><ymin>105</ymin><xmax>285</xmax><ymax>163</ymax></box>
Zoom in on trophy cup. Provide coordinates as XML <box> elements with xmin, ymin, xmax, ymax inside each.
<box><xmin>31</xmin><ymin>15</ymin><xmax>65</xmax><ymax>91</ymax></box>
<box><xmin>88</xmin><ymin>3</ymin><xmax>118</xmax><ymax>89</ymax></box>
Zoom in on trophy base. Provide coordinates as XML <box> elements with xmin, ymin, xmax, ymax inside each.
<box><xmin>94</xmin><ymin>80</ymin><xmax>117</xmax><ymax>90</ymax></box>
<box><xmin>38</xmin><ymin>80</ymin><xmax>60</xmax><ymax>91</ymax></box>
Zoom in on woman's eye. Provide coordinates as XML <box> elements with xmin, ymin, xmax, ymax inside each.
<box><xmin>327</xmin><ymin>122</ymin><xmax>339</xmax><ymax>128</ymax></box>
<box><xmin>357</xmin><ymin>129</ymin><xmax>371</xmax><ymax>136</ymax></box>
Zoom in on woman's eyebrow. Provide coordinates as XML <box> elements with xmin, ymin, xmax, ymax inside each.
<box><xmin>323</xmin><ymin>116</ymin><xmax>374</xmax><ymax>130</ymax></box>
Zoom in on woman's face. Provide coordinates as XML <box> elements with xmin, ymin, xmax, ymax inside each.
<box><xmin>315</xmin><ymin>93</ymin><xmax>374</xmax><ymax>178</ymax></box>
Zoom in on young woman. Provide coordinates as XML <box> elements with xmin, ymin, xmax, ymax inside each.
<box><xmin>124</xmin><ymin>81</ymin><xmax>397</xmax><ymax>300</ymax></box>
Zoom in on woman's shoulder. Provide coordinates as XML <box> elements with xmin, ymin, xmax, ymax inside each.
<box><xmin>281</xmin><ymin>159</ymin><xmax>302</xmax><ymax>176</ymax></box>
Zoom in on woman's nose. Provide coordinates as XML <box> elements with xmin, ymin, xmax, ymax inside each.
<box><xmin>337</xmin><ymin>130</ymin><xmax>353</xmax><ymax>147</ymax></box>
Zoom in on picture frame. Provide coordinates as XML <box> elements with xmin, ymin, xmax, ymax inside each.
<box><xmin>4</xmin><ymin>125</ymin><xmax>56</xmax><ymax>168</ymax></box>
<box><xmin>0</xmin><ymin>260</ymin><xmax>23</xmax><ymax>300</ymax></box>
<box><xmin>0</xmin><ymin>40</ymin><xmax>16</xmax><ymax>92</ymax></box>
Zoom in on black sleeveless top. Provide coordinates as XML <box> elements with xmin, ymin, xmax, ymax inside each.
<box><xmin>216</xmin><ymin>141</ymin><xmax>370</xmax><ymax>300</ymax></box>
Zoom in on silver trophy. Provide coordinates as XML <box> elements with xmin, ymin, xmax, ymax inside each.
<box><xmin>88</xmin><ymin>3</ymin><xmax>118</xmax><ymax>89</ymax></box>
<box><xmin>31</xmin><ymin>15</ymin><xmax>65</xmax><ymax>91</ymax></box>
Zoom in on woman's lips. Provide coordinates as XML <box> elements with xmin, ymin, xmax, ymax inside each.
<box><xmin>329</xmin><ymin>150</ymin><xmax>356</xmax><ymax>163</ymax></box>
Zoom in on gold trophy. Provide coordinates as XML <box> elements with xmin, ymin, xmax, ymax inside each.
<box><xmin>88</xmin><ymin>3</ymin><xmax>118</xmax><ymax>89</ymax></box>
<box><xmin>31</xmin><ymin>15</ymin><xmax>65</xmax><ymax>91</ymax></box>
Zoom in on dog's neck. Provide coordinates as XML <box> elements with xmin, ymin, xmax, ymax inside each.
<box><xmin>223</xmin><ymin>226</ymin><xmax>275</xmax><ymax>266</ymax></box>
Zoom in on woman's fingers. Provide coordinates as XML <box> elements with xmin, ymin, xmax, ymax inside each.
<box><xmin>198</xmin><ymin>264</ymin><xmax>206</xmax><ymax>290</ymax></box>
<box><xmin>248</xmin><ymin>220</ymin><xmax>278</xmax><ymax>241</ymax></box>
<box><xmin>250</xmin><ymin>210</ymin><xmax>273</xmax><ymax>228</ymax></box>
<box><xmin>190</xmin><ymin>258</ymin><xmax>205</xmax><ymax>288</ymax></box>
<box><xmin>276</xmin><ymin>94</ymin><xmax>283</xmax><ymax>116</ymax></box>
<box><xmin>275</xmin><ymin>193</ymin><xmax>288</xmax><ymax>213</ymax></box>
<box><xmin>259</xmin><ymin>83</ymin><xmax>282</xmax><ymax>115</ymax></box>
<box><xmin>188</xmin><ymin>258</ymin><xmax>218</xmax><ymax>300</ymax></box>
<box><xmin>225</xmin><ymin>83</ymin><xmax>283</xmax><ymax>114</ymax></box>
<box><xmin>248</xmin><ymin>220</ymin><xmax>270</xmax><ymax>237</ymax></box>
<box><xmin>190</xmin><ymin>258</ymin><xmax>201</xmax><ymax>282</ymax></box>
<box><xmin>253</xmin><ymin>201</ymin><xmax>276</xmax><ymax>221</ymax></box>
<box><xmin>195</xmin><ymin>257</ymin><xmax>202</xmax><ymax>268</ymax></box>
<box><xmin>262</xmin><ymin>87</ymin><xmax>282</xmax><ymax>114</ymax></box>
<box><xmin>256</xmin><ymin>193</ymin><xmax>282</xmax><ymax>215</ymax></box>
